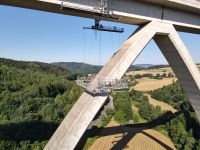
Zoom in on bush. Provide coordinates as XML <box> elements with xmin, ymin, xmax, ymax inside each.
<box><xmin>132</xmin><ymin>113</ymin><xmax>139</xmax><ymax>123</ymax></box>
<box><xmin>99</xmin><ymin>108</ymin><xmax>114</xmax><ymax>127</ymax></box>
<box><xmin>134</xmin><ymin>74</ymin><xmax>142</xmax><ymax>79</ymax></box>
<box><xmin>138</xmin><ymin>100</ymin><xmax>162</xmax><ymax>121</ymax></box>
<box><xmin>151</xmin><ymin>82</ymin><xmax>188</xmax><ymax>109</ymax></box>
<box><xmin>113</xmin><ymin>92</ymin><xmax>133</xmax><ymax>124</ymax></box>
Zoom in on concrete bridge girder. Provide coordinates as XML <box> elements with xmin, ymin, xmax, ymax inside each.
<box><xmin>45</xmin><ymin>21</ymin><xmax>200</xmax><ymax>150</ymax></box>
<box><xmin>0</xmin><ymin>0</ymin><xmax>200</xmax><ymax>33</ymax></box>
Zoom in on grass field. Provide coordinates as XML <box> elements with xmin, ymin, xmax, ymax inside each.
<box><xmin>127</xmin><ymin>65</ymin><xmax>200</xmax><ymax>77</ymax></box>
<box><xmin>133</xmin><ymin>77</ymin><xmax>177</xmax><ymax>91</ymax></box>
<box><xmin>145</xmin><ymin>94</ymin><xmax>177</xmax><ymax>113</ymax></box>
<box><xmin>126</xmin><ymin>67</ymin><xmax>174</xmax><ymax>76</ymax></box>
<box><xmin>89</xmin><ymin>118</ymin><xmax>176</xmax><ymax>150</ymax></box>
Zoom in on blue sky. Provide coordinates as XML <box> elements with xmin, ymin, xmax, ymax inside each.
<box><xmin>0</xmin><ymin>5</ymin><xmax>199</xmax><ymax>65</ymax></box>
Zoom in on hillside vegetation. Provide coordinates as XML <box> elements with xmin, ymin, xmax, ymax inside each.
<box><xmin>0</xmin><ymin>58</ymin><xmax>83</xmax><ymax>149</ymax></box>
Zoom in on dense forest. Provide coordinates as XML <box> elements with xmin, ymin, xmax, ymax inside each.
<box><xmin>0</xmin><ymin>58</ymin><xmax>83</xmax><ymax>149</ymax></box>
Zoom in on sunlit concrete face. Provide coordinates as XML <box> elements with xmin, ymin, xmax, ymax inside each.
<box><xmin>45</xmin><ymin>21</ymin><xmax>200</xmax><ymax>150</ymax></box>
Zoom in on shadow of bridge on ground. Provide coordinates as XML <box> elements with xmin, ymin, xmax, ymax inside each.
<box><xmin>76</xmin><ymin>111</ymin><xmax>181</xmax><ymax>150</ymax></box>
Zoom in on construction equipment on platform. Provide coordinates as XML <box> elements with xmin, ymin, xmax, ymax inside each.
<box><xmin>61</xmin><ymin>0</ymin><xmax>109</xmax><ymax>15</ymax></box>
<box><xmin>83</xmin><ymin>20</ymin><xmax>124</xmax><ymax>33</ymax></box>
<box><xmin>76</xmin><ymin>76</ymin><xmax>128</xmax><ymax>95</ymax></box>
<box><xmin>98</xmin><ymin>0</ymin><xmax>109</xmax><ymax>14</ymax></box>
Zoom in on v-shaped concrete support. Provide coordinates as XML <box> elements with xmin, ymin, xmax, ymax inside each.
<box><xmin>45</xmin><ymin>21</ymin><xmax>200</xmax><ymax>150</ymax></box>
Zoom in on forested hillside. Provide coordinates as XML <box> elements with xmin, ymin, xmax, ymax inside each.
<box><xmin>51</xmin><ymin>62</ymin><xmax>102</xmax><ymax>74</ymax></box>
<box><xmin>0</xmin><ymin>58</ymin><xmax>83</xmax><ymax>149</ymax></box>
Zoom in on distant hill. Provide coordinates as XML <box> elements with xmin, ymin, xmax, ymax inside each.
<box><xmin>0</xmin><ymin>58</ymin><xmax>70</xmax><ymax>76</ymax></box>
<box><xmin>51</xmin><ymin>62</ymin><xmax>102</xmax><ymax>74</ymax></box>
<box><xmin>51</xmin><ymin>62</ymin><xmax>169</xmax><ymax>74</ymax></box>
<box><xmin>147</xmin><ymin>64</ymin><xmax>169</xmax><ymax>69</ymax></box>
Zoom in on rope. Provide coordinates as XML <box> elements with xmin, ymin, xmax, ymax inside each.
<box><xmin>99</xmin><ymin>31</ymin><xmax>101</xmax><ymax>66</ymax></box>
<box><xmin>118</xmin><ymin>32</ymin><xmax>121</xmax><ymax>47</ymax></box>
<box><xmin>110</xmin><ymin>32</ymin><xmax>114</xmax><ymax>51</ymax></box>
<box><xmin>83</xmin><ymin>29</ymin><xmax>86</xmax><ymax>64</ymax></box>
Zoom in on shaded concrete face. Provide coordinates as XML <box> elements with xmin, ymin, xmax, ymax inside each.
<box><xmin>44</xmin><ymin>92</ymin><xmax>108</xmax><ymax>150</ymax></box>
<box><xmin>154</xmin><ymin>34</ymin><xmax>200</xmax><ymax>120</ymax></box>
<box><xmin>45</xmin><ymin>21</ymin><xmax>200</xmax><ymax>150</ymax></box>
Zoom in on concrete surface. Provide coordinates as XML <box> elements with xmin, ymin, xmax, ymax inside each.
<box><xmin>0</xmin><ymin>0</ymin><xmax>200</xmax><ymax>33</ymax></box>
<box><xmin>44</xmin><ymin>92</ymin><xmax>108</xmax><ymax>150</ymax></box>
<box><xmin>154</xmin><ymin>29</ymin><xmax>200</xmax><ymax>121</ymax></box>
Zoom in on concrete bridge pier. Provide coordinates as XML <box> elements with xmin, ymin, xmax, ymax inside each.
<box><xmin>45</xmin><ymin>21</ymin><xmax>200</xmax><ymax>150</ymax></box>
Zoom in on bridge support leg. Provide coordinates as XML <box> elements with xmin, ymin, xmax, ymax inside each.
<box><xmin>45</xmin><ymin>21</ymin><xmax>200</xmax><ymax>150</ymax></box>
<box><xmin>154</xmin><ymin>30</ymin><xmax>200</xmax><ymax>120</ymax></box>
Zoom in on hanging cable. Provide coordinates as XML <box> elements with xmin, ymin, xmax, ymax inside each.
<box><xmin>83</xmin><ymin>29</ymin><xmax>86</xmax><ymax>64</ymax></box>
<box><xmin>118</xmin><ymin>32</ymin><xmax>121</xmax><ymax>47</ymax></box>
<box><xmin>99</xmin><ymin>31</ymin><xmax>101</xmax><ymax>66</ymax></box>
<box><xmin>83</xmin><ymin>28</ymin><xmax>88</xmax><ymax>76</ymax></box>
<box><xmin>110</xmin><ymin>32</ymin><xmax>114</xmax><ymax>50</ymax></box>
<box><xmin>87</xmin><ymin>30</ymin><xmax>94</xmax><ymax>66</ymax></box>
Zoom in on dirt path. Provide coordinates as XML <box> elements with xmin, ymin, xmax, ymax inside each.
<box><xmin>146</xmin><ymin>94</ymin><xmax>177</xmax><ymax>113</ymax></box>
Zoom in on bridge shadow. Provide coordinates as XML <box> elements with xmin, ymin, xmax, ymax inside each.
<box><xmin>0</xmin><ymin>112</ymin><xmax>180</xmax><ymax>148</ymax></box>
<box><xmin>76</xmin><ymin>111</ymin><xmax>181</xmax><ymax>150</ymax></box>
<box><xmin>0</xmin><ymin>121</ymin><xmax>59</xmax><ymax>142</ymax></box>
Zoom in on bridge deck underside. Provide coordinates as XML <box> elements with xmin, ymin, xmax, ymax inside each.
<box><xmin>0</xmin><ymin>0</ymin><xmax>200</xmax><ymax>33</ymax></box>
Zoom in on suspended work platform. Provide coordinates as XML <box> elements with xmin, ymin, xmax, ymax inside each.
<box><xmin>83</xmin><ymin>19</ymin><xmax>124</xmax><ymax>33</ymax></box>
<box><xmin>83</xmin><ymin>25</ymin><xmax>124</xmax><ymax>33</ymax></box>
<box><xmin>76</xmin><ymin>77</ymin><xmax>128</xmax><ymax>95</ymax></box>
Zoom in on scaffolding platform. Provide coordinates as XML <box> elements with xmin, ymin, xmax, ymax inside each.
<box><xmin>76</xmin><ymin>77</ymin><xmax>128</xmax><ymax>95</ymax></box>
